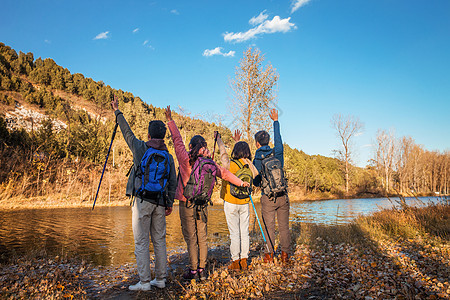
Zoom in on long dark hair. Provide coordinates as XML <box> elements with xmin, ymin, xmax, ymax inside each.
<box><xmin>231</xmin><ymin>141</ymin><xmax>252</xmax><ymax>161</ymax></box>
<box><xmin>189</xmin><ymin>135</ymin><xmax>207</xmax><ymax>165</ymax></box>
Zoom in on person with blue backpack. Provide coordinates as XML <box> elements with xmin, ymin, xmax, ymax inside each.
<box><xmin>112</xmin><ymin>96</ymin><xmax>177</xmax><ymax>291</ymax></box>
<box><xmin>253</xmin><ymin>109</ymin><xmax>291</xmax><ymax>264</ymax></box>
<box><xmin>164</xmin><ymin>106</ymin><xmax>250</xmax><ymax>281</ymax></box>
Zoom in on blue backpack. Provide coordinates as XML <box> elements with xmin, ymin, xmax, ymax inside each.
<box><xmin>137</xmin><ymin>148</ymin><xmax>171</xmax><ymax>205</ymax></box>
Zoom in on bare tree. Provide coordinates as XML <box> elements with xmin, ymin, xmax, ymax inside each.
<box><xmin>230</xmin><ymin>47</ymin><xmax>279</xmax><ymax>141</ymax></box>
<box><xmin>374</xmin><ymin>129</ymin><xmax>397</xmax><ymax>193</ymax></box>
<box><xmin>332</xmin><ymin>114</ymin><xmax>364</xmax><ymax>194</ymax></box>
<box><xmin>395</xmin><ymin>136</ymin><xmax>414</xmax><ymax>193</ymax></box>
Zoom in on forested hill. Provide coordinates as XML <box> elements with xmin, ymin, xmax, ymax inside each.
<box><xmin>0</xmin><ymin>42</ymin><xmax>381</xmax><ymax>204</ymax></box>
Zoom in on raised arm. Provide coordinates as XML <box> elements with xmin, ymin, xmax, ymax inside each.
<box><xmin>165</xmin><ymin>106</ymin><xmax>190</xmax><ymax>177</ymax></box>
<box><xmin>270</xmin><ymin>109</ymin><xmax>284</xmax><ymax>167</ymax></box>
<box><xmin>111</xmin><ymin>95</ymin><xmax>140</xmax><ymax>153</ymax></box>
<box><xmin>216</xmin><ymin>132</ymin><xmax>230</xmax><ymax>170</ymax></box>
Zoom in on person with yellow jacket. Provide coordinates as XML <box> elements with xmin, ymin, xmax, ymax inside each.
<box><xmin>216</xmin><ymin>130</ymin><xmax>258</xmax><ymax>270</ymax></box>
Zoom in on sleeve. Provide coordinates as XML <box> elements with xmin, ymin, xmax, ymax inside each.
<box><xmin>166</xmin><ymin>154</ymin><xmax>177</xmax><ymax>207</ymax></box>
<box><xmin>217</xmin><ymin>136</ymin><xmax>230</xmax><ymax>170</ymax></box>
<box><xmin>252</xmin><ymin>155</ymin><xmax>262</xmax><ymax>187</ymax></box>
<box><xmin>242</xmin><ymin>158</ymin><xmax>259</xmax><ymax>178</ymax></box>
<box><xmin>167</xmin><ymin>120</ymin><xmax>190</xmax><ymax>181</ymax></box>
<box><xmin>216</xmin><ymin>164</ymin><xmax>244</xmax><ymax>187</ymax></box>
<box><xmin>273</xmin><ymin>120</ymin><xmax>284</xmax><ymax>167</ymax></box>
<box><xmin>115</xmin><ymin>110</ymin><xmax>141</xmax><ymax>154</ymax></box>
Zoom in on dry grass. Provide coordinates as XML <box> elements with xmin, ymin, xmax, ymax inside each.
<box><xmin>0</xmin><ymin>145</ymin><xmax>129</xmax><ymax>209</ymax></box>
<box><xmin>356</xmin><ymin>198</ymin><xmax>450</xmax><ymax>244</ymax></box>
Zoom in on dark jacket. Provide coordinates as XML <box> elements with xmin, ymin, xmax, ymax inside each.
<box><xmin>115</xmin><ymin>110</ymin><xmax>176</xmax><ymax>207</ymax></box>
<box><xmin>253</xmin><ymin>120</ymin><xmax>284</xmax><ymax>193</ymax></box>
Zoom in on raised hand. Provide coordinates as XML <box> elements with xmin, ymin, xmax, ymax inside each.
<box><xmin>269</xmin><ymin>109</ymin><xmax>278</xmax><ymax>121</ymax></box>
<box><xmin>165</xmin><ymin>105</ymin><xmax>172</xmax><ymax>121</ymax></box>
<box><xmin>111</xmin><ymin>95</ymin><xmax>119</xmax><ymax>111</ymax></box>
<box><xmin>233</xmin><ymin>129</ymin><xmax>242</xmax><ymax>142</ymax></box>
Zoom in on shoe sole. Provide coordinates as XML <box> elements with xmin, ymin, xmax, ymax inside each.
<box><xmin>129</xmin><ymin>287</ymin><xmax>151</xmax><ymax>291</ymax></box>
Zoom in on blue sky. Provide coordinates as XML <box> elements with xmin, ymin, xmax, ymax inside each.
<box><xmin>2</xmin><ymin>0</ymin><xmax>449</xmax><ymax>167</ymax></box>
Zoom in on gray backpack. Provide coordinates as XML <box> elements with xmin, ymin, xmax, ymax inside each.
<box><xmin>260</xmin><ymin>151</ymin><xmax>288</xmax><ymax>198</ymax></box>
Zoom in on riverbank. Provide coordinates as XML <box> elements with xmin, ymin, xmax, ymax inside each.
<box><xmin>2</xmin><ymin>191</ymin><xmax>443</xmax><ymax>210</ymax></box>
<box><xmin>1</xmin><ymin>200</ymin><xmax>448</xmax><ymax>299</ymax></box>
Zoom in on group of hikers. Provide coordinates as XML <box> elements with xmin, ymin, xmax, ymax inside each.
<box><xmin>111</xmin><ymin>96</ymin><xmax>291</xmax><ymax>291</ymax></box>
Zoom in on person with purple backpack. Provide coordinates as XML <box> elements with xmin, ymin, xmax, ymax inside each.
<box><xmin>164</xmin><ymin>106</ymin><xmax>250</xmax><ymax>281</ymax></box>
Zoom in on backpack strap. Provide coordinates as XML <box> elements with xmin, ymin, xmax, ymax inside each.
<box><xmin>231</xmin><ymin>158</ymin><xmax>244</xmax><ymax>170</ymax></box>
<box><xmin>143</xmin><ymin>153</ymin><xmax>155</xmax><ymax>187</ymax></box>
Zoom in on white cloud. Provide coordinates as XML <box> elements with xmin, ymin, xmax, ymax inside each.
<box><xmin>203</xmin><ymin>47</ymin><xmax>235</xmax><ymax>57</ymax></box>
<box><xmin>133</xmin><ymin>28</ymin><xmax>140</xmax><ymax>33</ymax></box>
<box><xmin>143</xmin><ymin>40</ymin><xmax>154</xmax><ymax>49</ymax></box>
<box><xmin>249</xmin><ymin>10</ymin><xmax>268</xmax><ymax>26</ymax></box>
<box><xmin>291</xmin><ymin>0</ymin><xmax>311</xmax><ymax>14</ymax></box>
<box><xmin>93</xmin><ymin>31</ymin><xmax>109</xmax><ymax>40</ymax></box>
<box><xmin>224</xmin><ymin>16</ymin><xmax>296</xmax><ymax>43</ymax></box>
<box><xmin>44</xmin><ymin>39</ymin><xmax>51</xmax><ymax>44</ymax></box>
<box><xmin>171</xmin><ymin>9</ymin><xmax>179</xmax><ymax>15</ymax></box>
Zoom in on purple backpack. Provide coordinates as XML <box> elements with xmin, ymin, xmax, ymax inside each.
<box><xmin>183</xmin><ymin>157</ymin><xmax>218</xmax><ymax>207</ymax></box>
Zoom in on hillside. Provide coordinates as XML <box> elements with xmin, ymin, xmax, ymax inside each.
<box><xmin>2</xmin><ymin>42</ymin><xmax>436</xmax><ymax>207</ymax></box>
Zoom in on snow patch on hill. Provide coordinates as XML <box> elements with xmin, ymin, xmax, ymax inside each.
<box><xmin>5</xmin><ymin>103</ymin><xmax>67</xmax><ymax>132</ymax></box>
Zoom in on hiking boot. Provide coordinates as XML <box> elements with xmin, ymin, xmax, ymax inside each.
<box><xmin>197</xmin><ymin>268</ymin><xmax>208</xmax><ymax>281</ymax></box>
<box><xmin>129</xmin><ymin>281</ymin><xmax>151</xmax><ymax>291</ymax></box>
<box><xmin>150</xmin><ymin>278</ymin><xmax>166</xmax><ymax>288</ymax></box>
<box><xmin>183</xmin><ymin>269</ymin><xmax>199</xmax><ymax>281</ymax></box>
<box><xmin>281</xmin><ymin>251</ymin><xmax>289</xmax><ymax>263</ymax></box>
<box><xmin>263</xmin><ymin>253</ymin><xmax>274</xmax><ymax>263</ymax></box>
<box><xmin>228</xmin><ymin>260</ymin><xmax>241</xmax><ymax>270</ymax></box>
<box><xmin>240</xmin><ymin>258</ymin><xmax>248</xmax><ymax>270</ymax></box>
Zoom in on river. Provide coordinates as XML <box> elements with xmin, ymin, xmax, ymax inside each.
<box><xmin>0</xmin><ymin>196</ymin><xmax>442</xmax><ymax>266</ymax></box>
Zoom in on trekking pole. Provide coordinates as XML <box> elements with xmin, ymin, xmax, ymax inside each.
<box><xmin>212</xmin><ymin>131</ymin><xmax>218</xmax><ymax>160</ymax></box>
<box><xmin>92</xmin><ymin>121</ymin><xmax>119</xmax><ymax>210</ymax></box>
<box><xmin>248</xmin><ymin>191</ymin><xmax>270</xmax><ymax>253</ymax></box>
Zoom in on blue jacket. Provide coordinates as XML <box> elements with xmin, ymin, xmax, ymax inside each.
<box><xmin>253</xmin><ymin>120</ymin><xmax>284</xmax><ymax>191</ymax></box>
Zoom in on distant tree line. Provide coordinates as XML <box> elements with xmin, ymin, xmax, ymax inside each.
<box><xmin>373</xmin><ymin>130</ymin><xmax>449</xmax><ymax>196</ymax></box>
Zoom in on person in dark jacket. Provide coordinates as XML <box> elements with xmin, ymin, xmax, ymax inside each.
<box><xmin>112</xmin><ymin>96</ymin><xmax>177</xmax><ymax>291</ymax></box>
<box><xmin>253</xmin><ymin>109</ymin><xmax>291</xmax><ymax>263</ymax></box>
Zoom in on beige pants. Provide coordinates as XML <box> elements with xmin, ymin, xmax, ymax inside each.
<box><xmin>179</xmin><ymin>202</ymin><xmax>208</xmax><ymax>270</ymax></box>
<box><xmin>132</xmin><ymin>198</ymin><xmax>167</xmax><ymax>282</ymax></box>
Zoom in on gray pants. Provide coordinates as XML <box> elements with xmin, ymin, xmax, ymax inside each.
<box><xmin>179</xmin><ymin>203</ymin><xmax>208</xmax><ymax>270</ymax></box>
<box><xmin>261</xmin><ymin>194</ymin><xmax>291</xmax><ymax>254</ymax></box>
<box><xmin>132</xmin><ymin>198</ymin><xmax>167</xmax><ymax>282</ymax></box>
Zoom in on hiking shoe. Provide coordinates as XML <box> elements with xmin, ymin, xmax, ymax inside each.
<box><xmin>183</xmin><ymin>269</ymin><xmax>199</xmax><ymax>281</ymax></box>
<box><xmin>129</xmin><ymin>281</ymin><xmax>151</xmax><ymax>291</ymax></box>
<box><xmin>150</xmin><ymin>278</ymin><xmax>166</xmax><ymax>288</ymax></box>
<box><xmin>197</xmin><ymin>268</ymin><xmax>208</xmax><ymax>281</ymax></box>
<box><xmin>228</xmin><ymin>260</ymin><xmax>240</xmax><ymax>270</ymax></box>
<box><xmin>264</xmin><ymin>253</ymin><xmax>274</xmax><ymax>263</ymax></box>
<box><xmin>240</xmin><ymin>258</ymin><xmax>248</xmax><ymax>270</ymax></box>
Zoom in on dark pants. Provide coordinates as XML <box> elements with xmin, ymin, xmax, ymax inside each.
<box><xmin>261</xmin><ymin>194</ymin><xmax>291</xmax><ymax>254</ymax></box>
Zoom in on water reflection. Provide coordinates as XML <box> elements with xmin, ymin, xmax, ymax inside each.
<box><xmin>0</xmin><ymin>197</ymin><xmax>440</xmax><ymax>266</ymax></box>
